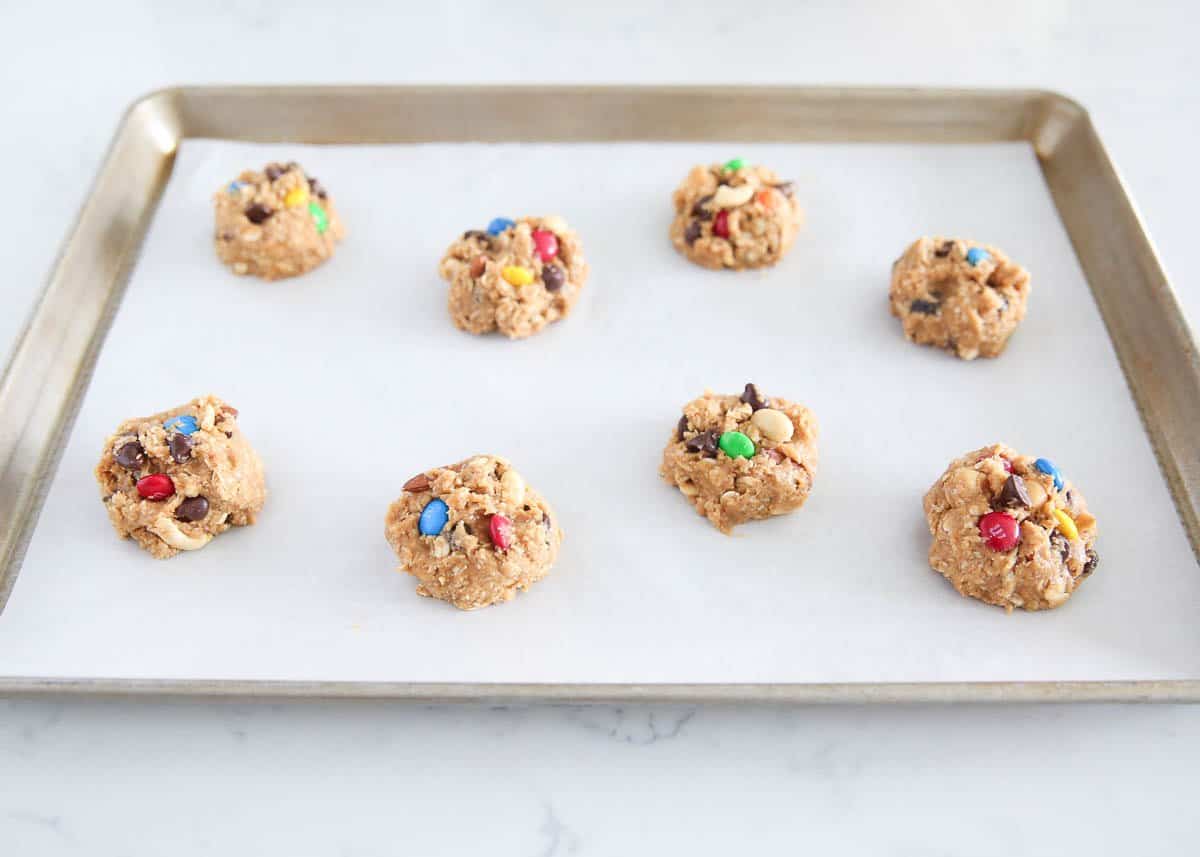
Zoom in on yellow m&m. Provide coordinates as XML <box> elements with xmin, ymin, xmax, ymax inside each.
<box><xmin>284</xmin><ymin>187</ymin><xmax>309</xmax><ymax>208</ymax></box>
<box><xmin>501</xmin><ymin>265</ymin><xmax>534</xmax><ymax>287</ymax></box>
<box><xmin>1053</xmin><ymin>509</ymin><xmax>1079</xmax><ymax>541</ymax></box>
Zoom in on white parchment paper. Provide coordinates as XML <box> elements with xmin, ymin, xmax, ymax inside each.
<box><xmin>2</xmin><ymin>140</ymin><xmax>1197</xmax><ymax>685</ymax></box>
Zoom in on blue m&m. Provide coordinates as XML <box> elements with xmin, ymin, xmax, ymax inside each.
<box><xmin>1034</xmin><ymin>457</ymin><xmax>1064</xmax><ymax>490</ymax></box>
<box><xmin>227</xmin><ymin>181</ymin><xmax>243</xmax><ymax>194</ymax></box>
<box><xmin>966</xmin><ymin>247</ymin><xmax>991</xmax><ymax>267</ymax></box>
<box><xmin>486</xmin><ymin>217</ymin><xmax>515</xmax><ymax>236</ymax></box>
<box><xmin>163</xmin><ymin>414</ymin><xmax>200</xmax><ymax>436</ymax></box>
<box><xmin>418</xmin><ymin>498</ymin><xmax>449</xmax><ymax>536</ymax></box>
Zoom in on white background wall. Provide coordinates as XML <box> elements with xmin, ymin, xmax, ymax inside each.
<box><xmin>2</xmin><ymin>1</ymin><xmax>1198</xmax><ymax>853</ymax></box>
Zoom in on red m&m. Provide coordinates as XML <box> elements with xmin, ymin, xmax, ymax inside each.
<box><xmin>979</xmin><ymin>511</ymin><xmax>1018</xmax><ymax>551</ymax></box>
<box><xmin>136</xmin><ymin>473</ymin><xmax>175</xmax><ymax>501</ymax></box>
<box><xmin>532</xmin><ymin>229</ymin><xmax>558</xmax><ymax>262</ymax></box>
<box><xmin>713</xmin><ymin>210</ymin><xmax>730</xmax><ymax>239</ymax></box>
<box><xmin>489</xmin><ymin>514</ymin><xmax>514</xmax><ymax>551</ymax></box>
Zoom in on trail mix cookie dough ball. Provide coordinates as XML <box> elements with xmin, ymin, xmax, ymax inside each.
<box><xmin>95</xmin><ymin>395</ymin><xmax>266</xmax><ymax>559</ymax></box>
<box><xmin>923</xmin><ymin>444</ymin><xmax>1099</xmax><ymax>612</ymax></box>
<box><xmin>670</xmin><ymin>158</ymin><xmax>803</xmax><ymax>270</ymax></box>
<box><xmin>384</xmin><ymin>455</ymin><xmax>563</xmax><ymax>610</ymax></box>
<box><xmin>889</xmin><ymin>236</ymin><xmax>1030</xmax><ymax>359</ymax></box>
<box><xmin>438</xmin><ymin>216</ymin><xmax>589</xmax><ymax>339</ymax></box>
<box><xmin>661</xmin><ymin>383</ymin><xmax>818</xmax><ymax>533</ymax></box>
<box><xmin>214</xmin><ymin>161</ymin><xmax>344</xmax><ymax>280</ymax></box>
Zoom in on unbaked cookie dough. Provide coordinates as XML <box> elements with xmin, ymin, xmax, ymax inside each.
<box><xmin>889</xmin><ymin>236</ymin><xmax>1030</xmax><ymax>359</ymax></box>
<box><xmin>384</xmin><ymin>455</ymin><xmax>563</xmax><ymax>610</ymax></box>
<box><xmin>438</xmin><ymin>216</ymin><xmax>588</xmax><ymax>339</ymax></box>
<box><xmin>95</xmin><ymin>395</ymin><xmax>266</xmax><ymax>559</ymax></box>
<box><xmin>923</xmin><ymin>443</ymin><xmax>1098</xmax><ymax>612</ymax></box>
<box><xmin>670</xmin><ymin>159</ymin><xmax>803</xmax><ymax>270</ymax></box>
<box><xmin>214</xmin><ymin>161</ymin><xmax>344</xmax><ymax>280</ymax></box>
<box><xmin>660</xmin><ymin>383</ymin><xmax>818</xmax><ymax>533</ymax></box>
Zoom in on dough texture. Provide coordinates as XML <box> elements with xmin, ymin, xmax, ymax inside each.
<box><xmin>889</xmin><ymin>236</ymin><xmax>1030</xmax><ymax>359</ymax></box>
<box><xmin>385</xmin><ymin>455</ymin><xmax>563</xmax><ymax>610</ymax></box>
<box><xmin>660</xmin><ymin>384</ymin><xmax>819</xmax><ymax>533</ymax></box>
<box><xmin>438</xmin><ymin>216</ymin><xmax>588</xmax><ymax>339</ymax></box>
<box><xmin>214</xmin><ymin>161</ymin><xmax>344</xmax><ymax>280</ymax></box>
<box><xmin>923</xmin><ymin>443</ymin><xmax>1099</xmax><ymax>612</ymax></box>
<box><xmin>95</xmin><ymin>394</ymin><xmax>267</xmax><ymax>559</ymax></box>
<box><xmin>669</xmin><ymin>161</ymin><xmax>802</xmax><ymax>270</ymax></box>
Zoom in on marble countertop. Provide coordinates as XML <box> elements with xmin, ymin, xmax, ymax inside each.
<box><xmin>2</xmin><ymin>1</ymin><xmax>1198</xmax><ymax>852</ymax></box>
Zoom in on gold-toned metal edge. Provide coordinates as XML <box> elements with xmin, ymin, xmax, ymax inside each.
<box><xmin>1</xmin><ymin>678</ymin><xmax>1197</xmax><ymax>704</ymax></box>
<box><xmin>0</xmin><ymin>85</ymin><xmax>1196</xmax><ymax>704</ymax></box>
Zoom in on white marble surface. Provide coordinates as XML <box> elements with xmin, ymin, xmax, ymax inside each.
<box><xmin>2</xmin><ymin>1</ymin><xmax>1199</xmax><ymax>853</ymax></box>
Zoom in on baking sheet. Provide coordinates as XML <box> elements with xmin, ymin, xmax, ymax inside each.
<box><xmin>1</xmin><ymin>139</ymin><xmax>1197</xmax><ymax>686</ymax></box>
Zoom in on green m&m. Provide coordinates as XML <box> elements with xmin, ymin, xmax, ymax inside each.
<box><xmin>723</xmin><ymin>157</ymin><xmax>747</xmax><ymax>172</ymax></box>
<box><xmin>308</xmin><ymin>200</ymin><xmax>329</xmax><ymax>234</ymax></box>
<box><xmin>719</xmin><ymin>430</ymin><xmax>755</xmax><ymax>459</ymax></box>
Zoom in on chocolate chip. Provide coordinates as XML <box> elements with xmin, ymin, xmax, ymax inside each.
<box><xmin>691</xmin><ymin>195</ymin><xmax>714</xmax><ymax>220</ymax></box>
<box><xmin>224</xmin><ymin>431</ymin><xmax>233</xmax><ymax>439</ymax></box>
<box><xmin>684</xmin><ymin>221</ymin><xmax>702</xmax><ymax>244</ymax></box>
<box><xmin>740</xmin><ymin>383</ymin><xmax>767</xmax><ymax>411</ymax></box>
<box><xmin>773</xmin><ymin>181</ymin><xmax>795</xmax><ymax>197</ymax></box>
<box><xmin>307</xmin><ymin>177</ymin><xmax>327</xmax><ymax>199</ymax></box>
<box><xmin>542</xmin><ymin>264</ymin><xmax>565</xmax><ymax>292</ymax></box>
<box><xmin>175</xmin><ymin>496</ymin><xmax>209</xmax><ymax>523</ymax></box>
<box><xmin>685</xmin><ymin>430</ymin><xmax>720</xmax><ymax>457</ymax></box>
<box><xmin>264</xmin><ymin>163</ymin><xmax>285</xmax><ymax>181</ymax></box>
<box><xmin>910</xmin><ymin>299</ymin><xmax>940</xmax><ymax>315</ymax></box>
<box><xmin>403</xmin><ymin>473</ymin><xmax>431</xmax><ymax>492</ymax></box>
<box><xmin>676</xmin><ymin>415</ymin><xmax>689</xmax><ymax>442</ymax></box>
<box><xmin>245</xmin><ymin>203</ymin><xmax>273</xmax><ymax>224</ymax></box>
<box><xmin>169</xmin><ymin>433</ymin><xmax>193</xmax><ymax>464</ymax></box>
<box><xmin>1083</xmin><ymin>548</ymin><xmax>1100</xmax><ymax>576</ymax></box>
<box><xmin>114</xmin><ymin>440</ymin><xmax>145</xmax><ymax>469</ymax></box>
<box><xmin>998</xmin><ymin>474</ymin><xmax>1031</xmax><ymax>508</ymax></box>
<box><xmin>220</xmin><ymin>231</ymin><xmax>234</xmax><ymax>241</ymax></box>
<box><xmin>934</xmin><ymin>241</ymin><xmax>954</xmax><ymax>257</ymax></box>
<box><xmin>1051</xmin><ymin>532</ymin><xmax>1070</xmax><ymax>562</ymax></box>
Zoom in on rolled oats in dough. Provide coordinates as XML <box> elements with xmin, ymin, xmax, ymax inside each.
<box><xmin>660</xmin><ymin>384</ymin><xmax>819</xmax><ymax>533</ymax></box>
<box><xmin>889</xmin><ymin>236</ymin><xmax>1030</xmax><ymax>359</ymax></box>
<box><xmin>669</xmin><ymin>160</ymin><xmax>803</xmax><ymax>270</ymax></box>
<box><xmin>438</xmin><ymin>215</ymin><xmax>588</xmax><ymax>339</ymax></box>
<box><xmin>95</xmin><ymin>395</ymin><xmax>267</xmax><ymax>559</ymax></box>
<box><xmin>385</xmin><ymin>455</ymin><xmax>563</xmax><ymax>610</ymax></box>
<box><xmin>214</xmin><ymin>161</ymin><xmax>344</xmax><ymax>280</ymax></box>
<box><xmin>923</xmin><ymin>443</ymin><xmax>1099</xmax><ymax>612</ymax></box>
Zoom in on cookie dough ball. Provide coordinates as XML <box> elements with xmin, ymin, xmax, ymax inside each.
<box><xmin>660</xmin><ymin>383</ymin><xmax>818</xmax><ymax>533</ymax></box>
<box><xmin>889</xmin><ymin>236</ymin><xmax>1030</xmax><ymax>359</ymax></box>
<box><xmin>95</xmin><ymin>395</ymin><xmax>266</xmax><ymax>559</ymax></box>
<box><xmin>384</xmin><ymin>455</ymin><xmax>563</xmax><ymax>610</ymax></box>
<box><xmin>923</xmin><ymin>444</ymin><xmax>1099</xmax><ymax>612</ymax></box>
<box><xmin>670</xmin><ymin>159</ymin><xmax>803</xmax><ymax>270</ymax></box>
<box><xmin>214</xmin><ymin>161</ymin><xmax>344</xmax><ymax>280</ymax></box>
<box><xmin>438</xmin><ymin>216</ymin><xmax>589</xmax><ymax>339</ymax></box>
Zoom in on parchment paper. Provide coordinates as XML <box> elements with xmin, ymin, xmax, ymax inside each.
<box><xmin>2</xmin><ymin>140</ymin><xmax>1197</xmax><ymax>685</ymax></box>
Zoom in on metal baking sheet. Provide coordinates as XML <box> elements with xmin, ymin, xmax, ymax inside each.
<box><xmin>1</xmin><ymin>87</ymin><xmax>1197</xmax><ymax>703</ymax></box>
